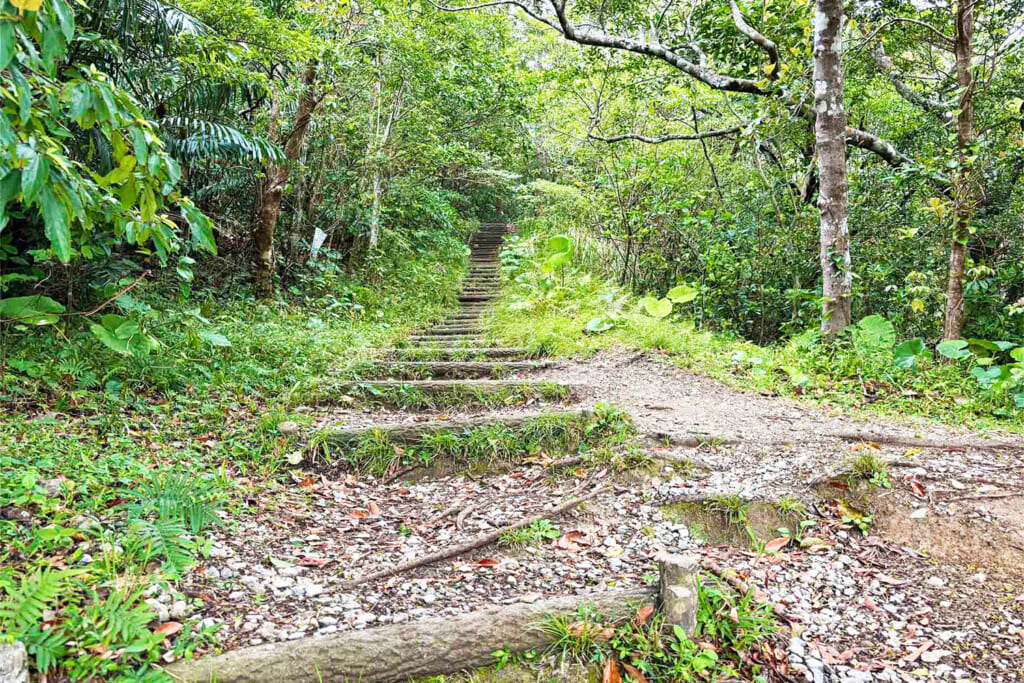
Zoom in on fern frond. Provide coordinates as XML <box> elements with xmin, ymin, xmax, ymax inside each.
<box><xmin>0</xmin><ymin>569</ymin><xmax>73</xmax><ymax>631</ymax></box>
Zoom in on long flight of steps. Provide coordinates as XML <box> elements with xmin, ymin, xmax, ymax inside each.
<box><xmin>314</xmin><ymin>222</ymin><xmax>588</xmax><ymax>450</ymax></box>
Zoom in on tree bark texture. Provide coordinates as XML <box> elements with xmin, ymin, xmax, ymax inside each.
<box><xmin>166</xmin><ymin>588</ymin><xmax>656</xmax><ymax>683</ymax></box>
<box><xmin>942</xmin><ymin>0</ymin><xmax>976</xmax><ymax>340</ymax></box>
<box><xmin>813</xmin><ymin>0</ymin><xmax>852</xmax><ymax>334</ymax></box>
<box><xmin>254</xmin><ymin>65</ymin><xmax>318</xmax><ymax>298</ymax></box>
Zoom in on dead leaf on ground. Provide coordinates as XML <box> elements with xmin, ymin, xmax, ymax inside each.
<box><xmin>348</xmin><ymin>510</ymin><xmax>369</xmax><ymax>519</ymax></box>
<box><xmin>298</xmin><ymin>557</ymin><xmax>330</xmax><ymax>567</ymax></box>
<box><xmin>634</xmin><ymin>604</ymin><xmax>655</xmax><ymax>625</ymax></box>
<box><xmin>154</xmin><ymin>622</ymin><xmax>183</xmax><ymax>638</ymax></box>
<box><xmin>621</xmin><ymin>663</ymin><xmax>649</xmax><ymax>683</ymax></box>
<box><xmin>763</xmin><ymin>537</ymin><xmax>790</xmax><ymax>553</ymax></box>
<box><xmin>368</xmin><ymin>501</ymin><xmax>381</xmax><ymax>516</ymax></box>
<box><xmin>477</xmin><ymin>558</ymin><xmax>500</xmax><ymax>567</ymax></box>
<box><xmin>603</xmin><ymin>659</ymin><xmax>621</xmax><ymax>683</ymax></box>
<box><xmin>902</xmin><ymin>640</ymin><xmax>934</xmax><ymax>663</ymax></box>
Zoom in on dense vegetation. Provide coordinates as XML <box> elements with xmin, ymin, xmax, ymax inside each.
<box><xmin>1</xmin><ymin>0</ymin><xmax>1023</xmax><ymax>679</ymax></box>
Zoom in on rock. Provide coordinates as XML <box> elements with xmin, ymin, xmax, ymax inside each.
<box><xmin>841</xmin><ymin>671</ymin><xmax>872</xmax><ymax>683</ymax></box>
<box><xmin>926</xmin><ymin>576</ymin><xmax>946</xmax><ymax>589</ymax></box>
<box><xmin>277</xmin><ymin>421</ymin><xmax>300</xmax><ymax>436</ymax></box>
<box><xmin>145</xmin><ymin>598</ymin><xmax>171</xmax><ymax>623</ymax></box>
<box><xmin>910</xmin><ymin>508</ymin><xmax>928</xmax><ymax>519</ymax></box>
<box><xmin>0</xmin><ymin>641</ymin><xmax>27</xmax><ymax>683</ymax></box>
<box><xmin>170</xmin><ymin>600</ymin><xmax>191</xmax><ymax>621</ymax></box>
<box><xmin>256</xmin><ymin>622</ymin><xmax>278</xmax><ymax>641</ymax></box>
<box><xmin>921</xmin><ymin>649</ymin><xmax>952</xmax><ymax>664</ymax></box>
<box><xmin>659</xmin><ymin>552</ymin><xmax>698</xmax><ymax>635</ymax></box>
<box><xmin>40</xmin><ymin>479</ymin><xmax>63</xmax><ymax>498</ymax></box>
<box><xmin>968</xmin><ymin>573</ymin><xmax>987</xmax><ymax>584</ymax></box>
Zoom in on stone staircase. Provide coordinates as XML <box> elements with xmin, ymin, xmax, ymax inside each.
<box><xmin>312</xmin><ymin>221</ymin><xmax>585</xmax><ymax>449</ymax></box>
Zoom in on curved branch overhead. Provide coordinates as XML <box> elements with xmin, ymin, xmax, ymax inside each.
<box><xmin>729</xmin><ymin>0</ymin><xmax>780</xmax><ymax>80</ymax></box>
<box><xmin>588</xmin><ymin>124</ymin><xmax>747</xmax><ymax>144</ymax></box>
<box><xmin>429</xmin><ymin>0</ymin><xmax>925</xmax><ymax>172</ymax></box>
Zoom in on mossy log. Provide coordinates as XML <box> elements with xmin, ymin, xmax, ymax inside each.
<box><xmin>166</xmin><ymin>588</ymin><xmax>655</xmax><ymax>683</ymax></box>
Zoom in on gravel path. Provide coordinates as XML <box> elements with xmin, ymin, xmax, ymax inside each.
<box><xmin>166</xmin><ymin>232</ymin><xmax>1024</xmax><ymax>681</ymax></box>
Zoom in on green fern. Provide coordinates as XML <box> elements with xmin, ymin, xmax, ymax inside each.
<box><xmin>131</xmin><ymin>472</ymin><xmax>223</xmax><ymax>533</ymax></box>
<box><xmin>0</xmin><ymin>569</ymin><xmax>74</xmax><ymax>631</ymax></box>
<box><xmin>22</xmin><ymin>626</ymin><xmax>69</xmax><ymax>673</ymax></box>
<box><xmin>131</xmin><ymin>518</ymin><xmax>193</xmax><ymax>574</ymax></box>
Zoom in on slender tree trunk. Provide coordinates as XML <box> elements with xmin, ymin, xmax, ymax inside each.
<box><xmin>813</xmin><ymin>0</ymin><xmax>852</xmax><ymax>335</ymax></box>
<box><xmin>942</xmin><ymin>0</ymin><xmax>976</xmax><ymax>340</ymax></box>
<box><xmin>254</xmin><ymin>64</ymin><xmax>318</xmax><ymax>298</ymax></box>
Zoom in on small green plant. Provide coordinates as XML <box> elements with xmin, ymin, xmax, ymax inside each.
<box><xmin>499</xmin><ymin>520</ymin><xmax>560</xmax><ymax>548</ymax></box>
<box><xmin>847</xmin><ymin>451</ymin><xmax>890</xmax><ymax>488</ymax></box>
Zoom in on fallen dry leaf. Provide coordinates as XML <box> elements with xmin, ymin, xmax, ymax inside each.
<box><xmin>763</xmin><ymin>537</ymin><xmax>790</xmax><ymax>553</ymax></box>
<box><xmin>348</xmin><ymin>510</ymin><xmax>369</xmax><ymax>519</ymax></box>
<box><xmin>368</xmin><ymin>501</ymin><xmax>381</xmax><ymax>516</ymax></box>
<box><xmin>154</xmin><ymin>622</ymin><xmax>183</xmax><ymax>638</ymax></box>
<box><xmin>634</xmin><ymin>604</ymin><xmax>655</xmax><ymax>625</ymax></box>
<box><xmin>621</xmin><ymin>663</ymin><xmax>649</xmax><ymax>683</ymax></box>
<box><xmin>903</xmin><ymin>640</ymin><xmax>934</xmax><ymax>663</ymax></box>
<box><xmin>298</xmin><ymin>556</ymin><xmax>330</xmax><ymax>567</ymax></box>
<box><xmin>603</xmin><ymin>659</ymin><xmax>621</xmax><ymax>683</ymax></box>
<box><xmin>477</xmin><ymin>558</ymin><xmax>500</xmax><ymax>567</ymax></box>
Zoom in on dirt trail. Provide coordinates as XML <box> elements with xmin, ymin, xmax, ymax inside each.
<box><xmin>180</xmin><ymin>226</ymin><xmax>1024</xmax><ymax>683</ymax></box>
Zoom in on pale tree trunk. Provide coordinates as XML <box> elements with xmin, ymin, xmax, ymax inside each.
<box><xmin>254</xmin><ymin>64</ymin><xmax>318</xmax><ymax>298</ymax></box>
<box><xmin>813</xmin><ymin>0</ymin><xmax>852</xmax><ymax>335</ymax></box>
<box><xmin>942</xmin><ymin>0</ymin><xmax>976</xmax><ymax>340</ymax></box>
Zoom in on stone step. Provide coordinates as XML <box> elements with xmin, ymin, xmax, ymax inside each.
<box><xmin>459</xmin><ymin>295</ymin><xmax>495</xmax><ymax>303</ymax></box>
<box><xmin>408</xmin><ymin>339</ymin><xmax>487</xmax><ymax>347</ymax></box>
<box><xmin>391</xmin><ymin>347</ymin><xmax>535</xmax><ymax>360</ymax></box>
<box><xmin>420</xmin><ymin>327</ymin><xmax>485</xmax><ymax>336</ymax></box>
<box><xmin>303</xmin><ymin>378</ymin><xmax>577</xmax><ymax>405</ymax></box>
<box><xmin>319</xmin><ymin>408</ymin><xmax>588</xmax><ymax>446</ymax></box>
<box><xmin>373</xmin><ymin>360</ymin><xmax>551</xmax><ymax>379</ymax></box>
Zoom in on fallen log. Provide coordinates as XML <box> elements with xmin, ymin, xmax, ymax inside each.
<box><xmin>165</xmin><ymin>587</ymin><xmax>656</xmax><ymax>683</ymax></box>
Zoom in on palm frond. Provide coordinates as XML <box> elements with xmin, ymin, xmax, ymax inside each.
<box><xmin>161</xmin><ymin>116</ymin><xmax>286</xmax><ymax>164</ymax></box>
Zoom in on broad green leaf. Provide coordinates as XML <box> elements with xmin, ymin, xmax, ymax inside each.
<box><xmin>666</xmin><ymin>284</ymin><xmax>698</xmax><ymax>304</ymax></box>
<box><xmin>548</xmin><ymin>234</ymin><xmax>571</xmax><ymax>253</ymax></box>
<box><xmin>199</xmin><ymin>330</ymin><xmax>231</xmax><ymax>347</ymax></box>
<box><xmin>1011</xmin><ymin>347</ymin><xmax>1024</xmax><ymax>363</ymax></box>
<box><xmin>52</xmin><ymin>0</ymin><xmax>75</xmax><ymax>41</ymax></box>
<box><xmin>0</xmin><ymin>295</ymin><xmax>65</xmax><ymax>325</ymax></box>
<box><xmin>90</xmin><ymin>323</ymin><xmax>131</xmax><ymax>355</ymax></box>
<box><xmin>855</xmin><ymin>315</ymin><xmax>895</xmax><ymax>349</ymax></box>
<box><xmin>643</xmin><ymin>297</ymin><xmax>673</xmax><ymax>319</ymax></box>
<box><xmin>40</xmin><ymin>187</ymin><xmax>71</xmax><ymax>263</ymax></box>
<box><xmin>586</xmin><ymin>316</ymin><xmax>613</xmax><ymax>333</ymax></box>
<box><xmin>936</xmin><ymin>339</ymin><xmax>971</xmax><ymax>360</ymax></box>
<box><xmin>893</xmin><ymin>339</ymin><xmax>926</xmax><ymax>370</ymax></box>
<box><xmin>0</xmin><ymin>22</ymin><xmax>15</xmax><ymax>71</ymax></box>
<box><xmin>966</xmin><ymin>339</ymin><xmax>999</xmax><ymax>356</ymax></box>
<box><xmin>544</xmin><ymin>250</ymin><xmax>571</xmax><ymax>271</ymax></box>
<box><xmin>21</xmin><ymin>153</ymin><xmax>47</xmax><ymax>201</ymax></box>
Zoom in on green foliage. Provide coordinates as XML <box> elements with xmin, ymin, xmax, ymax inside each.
<box><xmin>541</xmin><ymin>576</ymin><xmax>777</xmax><ymax>681</ymax></box>
<box><xmin>0</xmin><ymin>0</ymin><xmax>216</xmax><ymax>267</ymax></box>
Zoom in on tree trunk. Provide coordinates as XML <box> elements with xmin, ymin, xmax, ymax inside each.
<box><xmin>942</xmin><ymin>0</ymin><xmax>976</xmax><ymax>340</ymax></box>
<box><xmin>813</xmin><ymin>0</ymin><xmax>852</xmax><ymax>335</ymax></box>
<box><xmin>254</xmin><ymin>64</ymin><xmax>318</xmax><ymax>298</ymax></box>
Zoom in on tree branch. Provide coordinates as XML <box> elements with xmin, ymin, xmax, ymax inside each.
<box><xmin>869</xmin><ymin>40</ymin><xmax>952</xmax><ymax>124</ymax></box>
<box><xmin>589</xmin><ymin>124</ymin><xmax>747</xmax><ymax>144</ymax></box>
<box><xmin>730</xmin><ymin>0</ymin><xmax>780</xmax><ymax>80</ymax></box>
